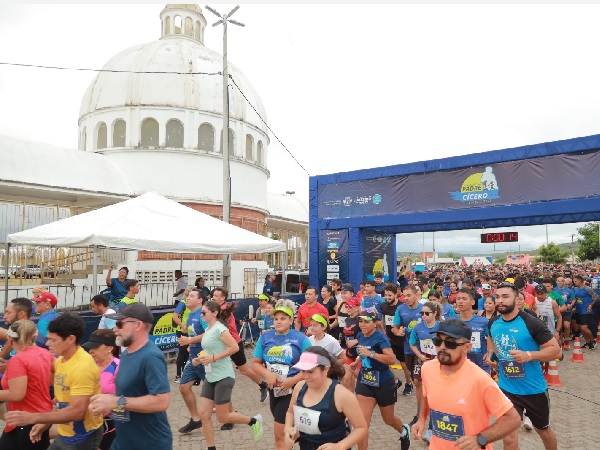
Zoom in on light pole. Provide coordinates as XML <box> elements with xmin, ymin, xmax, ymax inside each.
<box><xmin>571</xmin><ymin>234</ymin><xmax>576</xmax><ymax>265</ymax></box>
<box><xmin>206</xmin><ymin>5</ymin><xmax>244</xmax><ymax>291</ymax></box>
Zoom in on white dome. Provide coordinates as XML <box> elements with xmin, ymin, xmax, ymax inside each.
<box><xmin>79</xmin><ymin>5</ymin><xmax>267</xmax><ymax>134</ymax></box>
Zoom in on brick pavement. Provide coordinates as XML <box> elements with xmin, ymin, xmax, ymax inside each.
<box><xmin>1</xmin><ymin>343</ymin><xmax>598</xmax><ymax>449</ymax></box>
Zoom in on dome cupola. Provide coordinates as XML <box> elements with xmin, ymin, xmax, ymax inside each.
<box><xmin>160</xmin><ymin>4</ymin><xmax>207</xmax><ymax>43</ymax></box>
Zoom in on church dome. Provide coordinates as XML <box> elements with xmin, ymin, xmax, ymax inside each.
<box><xmin>79</xmin><ymin>4</ymin><xmax>267</xmax><ymax>133</ymax></box>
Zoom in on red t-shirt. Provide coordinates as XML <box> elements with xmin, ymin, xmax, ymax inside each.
<box><xmin>1</xmin><ymin>346</ymin><xmax>54</xmax><ymax>432</ymax></box>
<box><xmin>221</xmin><ymin>302</ymin><xmax>241</xmax><ymax>343</ymax></box>
<box><xmin>297</xmin><ymin>302</ymin><xmax>330</xmax><ymax>327</ymax></box>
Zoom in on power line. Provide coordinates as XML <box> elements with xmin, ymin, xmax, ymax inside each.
<box><xmin>229</xmin><ymin>74</ymin><xmax>311</xmax><ymax>177</ymax></box>
<box><xmin>0</xmin><ymin>61</ymin><xmax>221</xmax><ymax>76</ymax></box>
<box><xmin>0</xmin><ymin>60</ymin><xmax>310</xmax><ymax>177</ymax></box>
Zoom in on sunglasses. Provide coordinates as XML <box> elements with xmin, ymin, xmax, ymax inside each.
<box><xmin>420</xmin><ymin>311</ymin><xmax>433</xmax><ymax>316</ymax></box>
<box><xmin>115</xmin><ymin>319</ymin><xmax>138</xmax><ymax>329</ymax></box>
<box><xmin>496</xmin><ymin>282</ymin><xmax>518</xmax><ymax>291</ymax></box>
<box><xmin>432</xmin><ymin>336</ymin><xmax>468</xmax><ymax>349</ymax></box>
<box><xmin>201</xmin><ymin>311</ymin><xmax>208</xmax><ymax>316</ymax></box>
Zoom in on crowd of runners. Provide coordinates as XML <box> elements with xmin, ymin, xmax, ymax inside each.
<box><xmin>0</xmin><ymin>262</ymin><xmax>598</xmax><ymax>449</ymax></box>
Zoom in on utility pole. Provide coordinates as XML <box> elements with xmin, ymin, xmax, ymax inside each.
<box><xmin>571</xmin><ymin>233</ymin><xmax>576</xmax><ymax>265</ymax></box>
<box><xmin>206</xmin><ymin>5</ymin><xmax>244</xmax><ymax>292</ymax></box>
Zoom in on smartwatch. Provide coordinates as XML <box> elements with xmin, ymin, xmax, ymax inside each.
<box><xmin>117</xmin><ymin>395</ymin><xmax>127</xmax><ymax>411</ymax></box>
<box><xmin>369</xmin><ymin>350</ymin><xmax>375</xmax><ymax>358</ymax></box>
<box><xmin>476</xmin><ymin>433</ymin><xmax>488</xmax><ymax>449</ymax></box>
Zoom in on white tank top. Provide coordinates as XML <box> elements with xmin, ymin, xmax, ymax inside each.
<box><xmin>535</xmin><ymin>298</ymin><xmax>555</xmax><ymax>334</ymax></box>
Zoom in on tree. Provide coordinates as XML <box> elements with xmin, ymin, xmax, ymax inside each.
<box><xmin>535</xmin><ymin>242</ymin><xmax>568</xmax><ymax>264</ymax></box>
<box><xmin>495</xmin><ymin>256</ymin><xmax>506</xmax><ymax>265</ymax></box>
<box><xmin>445</xmin><ymin>251</ymin><xmax>460</xmax><ymax>260</ymax></box>
<box><xmin>576</xmin><ymin>222</ymin><xmax>600</xmax><ymax>262</ymax></box>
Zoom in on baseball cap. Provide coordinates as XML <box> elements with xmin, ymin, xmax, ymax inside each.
<box><xmin>358</xmin><ymin>307</ymin><xmax>378</xmax><ymax>321</ymax></box>
<box><xmin>345</xmin><ymin>297</ymin><xmax>361</xmax><ymax>308</ymax></box>
<box><xmin>33</xmin><ymin>291</ymin><xmax>58</xmax><ymax>306</ymax></box>
<box><xmin>292</xmin><ymin>351</ymin><xmax>331</xmax><ymax>371</ymax></box>
<box><xmin>106</xmin><ymin>303</ymin><xmax>154</xmax><ymax>323</ymax></box>
<box><xmin>310</xmin><ymin>314</ymin><xmax>328</xmax><ymax>327</ymax></box>
<box><xmin>340</xmin><ymin>283</ymin><xmax>355</xmax><ymax>293</ymax></box>
<box><xmin>535</xmin><ymin>284</ymin><xmax>546</xmax><ymax>293</ymax></box>
<box><xmin>82</xmin><ymin>332</ymin><xmax>116</xmax><ymax>349</ymax></box>
<box><xmin>431</xmin><ymin>321</ymin><xmax>472</xmax><ymax>340</ymax></box>
<box><xmin>481</xmin><ymin>283</ymin><xmax>491</xmax><ymax>290</ymax></box>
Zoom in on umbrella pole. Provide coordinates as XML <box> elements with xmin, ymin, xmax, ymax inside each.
<box><xmin>3</xmin><ymin>243</ymin><xmax>9</xmax><ymax>310</ymax></box>
<box><xmin>92</xmin><ymin>245</ymin><xmax>98</xmax><ymax>296</ymax></box>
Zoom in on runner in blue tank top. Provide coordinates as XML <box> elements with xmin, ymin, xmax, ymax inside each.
<box><xmin>284</xmin><ymin>346</ymin><xmax>367</xmax><ymax>450</ymax></box>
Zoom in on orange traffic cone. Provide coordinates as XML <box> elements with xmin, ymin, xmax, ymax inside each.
<box><xmin>571</xmin><ymin>338</ymin><xmax>585</xmax><ymax>363</ymax></box>
<box><xmin>545</xmin><ymin>361</ymin><xmax>563</xmax><ymax>386</ymax></box>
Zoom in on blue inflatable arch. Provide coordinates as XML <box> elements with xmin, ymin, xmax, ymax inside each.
<box><xmin>309</xmin><ymin>134</ymin><xmax>600</xmax><ymax>289</ymax></box>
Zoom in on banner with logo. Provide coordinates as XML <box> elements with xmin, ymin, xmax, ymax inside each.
<box><xmin>318</xmin><ymin>229</ymin><xmax>349</xmax><ymax>287</ymax></box>
<box><xmin>317</xmin><ymin>151</ymin><xmax>600</xmax><ymax>219</ymax></box>
<box><xmin>363</xmin><ymin>231</ymin><xmax>394</xmax><ymax>282</ymax></box>
<box><xmin>151</xmin><ymin>312</ymin><xmax>179</xmax><ymax>352</ymax></box>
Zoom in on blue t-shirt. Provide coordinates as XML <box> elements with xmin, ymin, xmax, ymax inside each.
<box><xmin>461</xmin><ymin>314</ymin><xmax>490</xmax><ymax>373</ymax></box>
<box><xmin>112</xmin><ymin>340</ymin><xmax>172</xmax><ymax>450</ymax></box>
<box><xmin>554</xmin><ymin>287</ymin><xmax>574</xmax><ymax>307</ymax></box>
<box><xmin>262</xmin><ymin>314</ymin><xmax>274</xmax><ymax>331</ymax></box>
<box><xmin>489</xmin><ymin>311</ymin><xmax>554</xmax><ymax>396</ymax></box>
<box><xmin>361</xmin><ymin>294</ymin><xmax>385</xmax><ymax>320</ymax></box>
<box><xmin>109</xmin><ymin>278</ymin><xmax>128</xmax><ymax>303</ymax></box>
<box><xmin>357</xmin><ymin>329</ymin><xmax>393</xmax><ymax>384</ymax></box>
<box><xmin>36</xmin><ymin>309</ymin><xmax>60</xmax><ymax>348</ymax></box>
<box><xmin>409</xmin><ymin>320</ymin><xmax>439</xmax><ymax>356</ymax></box>
<box><xmin>573</xmin><ymin>286</ymin><xmax>595</xmax><ymax>314</ymax></box>
<box><xmin>393</xmin><ymin>303</ymin><xmax>422</xmax><ymax>355</ymax></box>
<box><xmin>442</xmin><ymin>304</ymin><xmax>457</xmax><ymax>320</ymax></box>
<box><xmin>185</xmin><ymin>308</ymin><xmax>205</xmax><ymax>357</ymax></box>
<box><xmin>254</xmin><ymin>329</ymin><xmax>311</xmax><ymax>378</ymax></box>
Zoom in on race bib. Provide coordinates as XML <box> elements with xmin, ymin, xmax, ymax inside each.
<box><xmin>384</xmin><ymin>315</ymin><xmax>394</xmax><ymax>326</ymax></box>
<box><xmin>338</xmin><ymin>316</ymin><xmax>347</xmax><ymax>328</ymax></box>
<box><xmin>266</xmin><ymin>362</ymin><xmax>289</xmax><ymax>382</ymax></box>
<box><xmin>470</xmin><ymin>332</ymin><xmax>481</xmax><ymax>351</ymax></box>
<box><xmin>293</xmin><ymin>405</ymin><xmax>321</xmax><ymax>435</ymax></box>
<box><xmin>110</xmin><ymin>408</ymin><xmax>131</xmax><ymax>422</ymax></box>
<box><xmin>420</xmin><ymin>339</ymin><xmax>436</xmax><ymax>355</ymax></box>
<box><xmin>539</xmin><ymin>315</ymin><xmax>548</xmax><ymax>324</ymax></box>
<box><xmin>500</xmin><ymin>360</ymin><xmax>525</xmax><ymax>378</ymax></box>
<box><xmin>576</xmin><ymin>298</ymin><xmax>583</xmax><ymax>304</ymax></box>
<box><xmin>258</xmin><ymin>319</ymin><xmax>265</xmax><ymax>330</ymax></box>
<box><xmin>430</xmin><ymin>410</ymin><xmax>465</xmax><ymax>441</ymax></box>
<box><xmin>359</xmin><ymin>368</ymin><xmax>380</xmax><ymax>387</ymax></box>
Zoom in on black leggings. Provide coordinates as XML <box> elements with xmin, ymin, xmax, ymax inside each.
<box><xmin>0</xmin><ymin>424</ymin><xmax>50</xmax><ymax>450</ymax></box>
<box><xmin>176</xmin><ymin>331</ymin><xmax>189</xmax><ymax>377</ymax></box>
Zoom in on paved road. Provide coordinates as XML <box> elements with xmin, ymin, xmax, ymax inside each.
<box><xmin>166</xmin><ymin>343</ymin><xmax>600</xmax><ymax>450</ymax></box>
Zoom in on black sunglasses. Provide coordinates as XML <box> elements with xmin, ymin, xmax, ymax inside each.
<box><xmin>420</xmin><ymin>311</ymin><xmax>433</xmax><ymax>316</ymax></box>
<box><xmin>432</xmin><ymin>336</ymin><xmax>468</xmax><ymax>349</ymax></box>
<box><xmin>115</xmin><ymin>319</ymin><xmax>138</xmax><ymax>329</ymax></box>
<box><xmin>496</xmin><ymin>282</ymin><xmax>518</xmax><ymax>291</ymax></box>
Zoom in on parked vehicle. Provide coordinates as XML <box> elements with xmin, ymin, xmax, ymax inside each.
<box><xmin>14</xmin><ymin>264</ymin><xmax>42</xmax><ymax>279</ymax></box>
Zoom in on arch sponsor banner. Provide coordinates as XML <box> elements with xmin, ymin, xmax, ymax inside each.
<box><xmin>363</xmin><ymin>231</ymin><xmax>394</xmax><ymax>281</ymax></box>
<box><xmin>151</xmin><ymin>312</ymin><xmax>179</xmax><ymax>352</ymax></box>
<box><xmin>317</xmin><ymin>151</ymin><xmax>600</xmax><ymax>219</ymax></box>
<box><xmin>318</xmin><ymin>229</ymin><xmax>348</xmax><ymax>287</ymax></box>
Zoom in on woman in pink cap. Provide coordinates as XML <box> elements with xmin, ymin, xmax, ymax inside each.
<box><xmin>284</xmin><ymin>346</ymin><xmax>367</xmax><ymax>450</ymax></box>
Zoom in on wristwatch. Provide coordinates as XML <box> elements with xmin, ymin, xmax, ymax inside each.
<box><xmin>369</xmin><ymin>350</ymin><xmax>375</xmax><ymax>358</ymax></box>
<box><xmin>476</xmin><ymin>433</ymin><xmax>488</xmax><ymax>449</ymax></box>
<box><xmin>116</xmin><ymin>395</ymin><xmax>127</xmax><ymax>411</ymax></box>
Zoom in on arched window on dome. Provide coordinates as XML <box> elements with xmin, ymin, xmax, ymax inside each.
<box><xmin>166</xmin><ymin>119</ymin><xmax>184</xmax><ymax>148</ymax></box>
<box><xmin>198</xmin><ymin>123</ymin><xmax>214</xmax><ymax>151</ymax></box>
<box><xmin>195</xmin><ymin>20</ymin><xmax>202</xmax><ymax>41</ymax></box>
<box><xmin>165</xmin><ymin>16</ymin><xmax>171</xmax><ymax>35</ymax></box>
<box><xmin>219</xmin><ymin>128</ymin><xmax>234</xmax><ymax>155</ymax></box>
<box><xmin>185</xmin><ymin>17</ymin><xmax>193</xmax><ymax>37</ymax></box>
<box><xmin>141</xmin><ymin>118</ymin><xmax>159</xmax><ymax>148</ymax></box>
<box><xmin>112</xmin><ymin>119</ymin><xmax>126</xmax><ymax>147</ymax></box>
<box><xmin>81</xmin><ymin>127</ymin><xmax>87</xmax><ymax>151</ymax></box>
<box><xmin>245</xmin><ymin>134</ymin><xmax>254</xmax><ymax>161</ymax></box>
<box><xmin>257</xmin><ymin>140</ymin><xmax>264</xmax><ymax>166</ymax></box>
<box><xmin>96</xmin><ymin>122</ymin><xmax>107</xmax><ymax>150</ymax></box>
<box><xmin>174</xmin><ymin>15</ymin><xmax>182</xmax><ymax>34</ymax></box>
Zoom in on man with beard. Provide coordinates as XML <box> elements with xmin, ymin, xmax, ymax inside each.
<box><xmin>413</xmin><ymin>319</ymin><xmax>520</xmax><ymax>449</ymax></box>
<box><xmin>487</xmin><ymin>282</ymin><xmax>561</xmax><ymax>450</ymax></box>
<box><xmin>381</xmin><ymin>284</ymin><xmax>411</xmax><ymax>390</ymax></box>
<box><xmin>89</xmin><ymin>303</ymin><xmax>172</xmax><ymax>450</ymax></box>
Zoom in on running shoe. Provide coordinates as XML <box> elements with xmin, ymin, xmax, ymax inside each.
<box><xmin>179</xmin><ymin>418</ymin><xmax>202</xmax><ymax>433</ymax></box>
<box><xmin>586</xmin><ymin>341</ymin><xmax>597</xmax><ymax>350</ymax></box>
<box><xmin>402</xmin><ymin>382</ymin><xmax>413</xmax><ymax>396</ymax></box>
<box><xmin>250</xmin><ymin>414</ymin><xmax>264</xmax><ymax>442</ymax></box>
<box><xmin>174</xmin><ymin>376</ymin><xmax>181</xmax><ymax>384</ymax></box>
<box><xmin>523</xmin><ymin>415</ymin><xmax>533</xmax><ymax>431</ymax></box>
<box><xmin>259</xmin><ymin>383</ymin><xmax>269</xmax><ymax>402</ymax></box>
<box><xmin>399</xmin><ymin>423</ymin><xmax>411</xmax><ymax>450</ymax></box>
<box><xmin>220</xmin><ymin>423</ymin><xmax>234</xmax><ymax>431</ymax></box>
<box><xmin>395</xmin><ymin>378</ymin><xmax>403</xmax><ymax>390</ymax></box>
